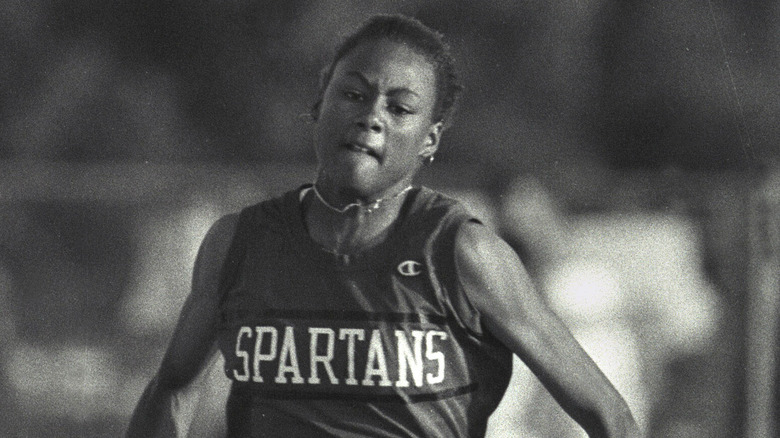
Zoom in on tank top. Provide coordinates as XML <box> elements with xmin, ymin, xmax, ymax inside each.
<box><xmin>216</xmin><ymin>185</ymin><xmax>512</xmax><ymax>437</ymax></box>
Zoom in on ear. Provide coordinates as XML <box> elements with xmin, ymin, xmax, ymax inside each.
<box><xmin>419</xmin><ymin>122</ymin><xmax>443</xmax><ymax>159</ymax></box>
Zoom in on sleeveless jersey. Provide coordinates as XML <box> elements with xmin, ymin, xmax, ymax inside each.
<box><xmin>216</xmin><ymin>186</ymin><xmax>513</xmax><ymax>437</ymax></box>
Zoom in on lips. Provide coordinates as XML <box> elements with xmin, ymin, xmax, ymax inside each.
<box><xmin>343</xmin><ymin>141</ymin><xmax>381</xmax><ymax>159</ymax></box>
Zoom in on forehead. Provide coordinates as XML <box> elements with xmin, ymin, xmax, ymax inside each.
<box><xmin>331</xmin><ymin>39</ymin><xmax>437</xmax><ymax>98</ymax></box>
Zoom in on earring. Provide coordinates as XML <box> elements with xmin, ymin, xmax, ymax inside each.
<box><xmin>424</xmin><ymin>155</ymin><xmax>435</xmax><ymax>166</ymax></box>
<box><xmin>299</xmin><ymin>112</ymin><xmax>317</xmax><ymax>122</ymax></box>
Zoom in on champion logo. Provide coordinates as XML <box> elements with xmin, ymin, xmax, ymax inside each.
<box><xmin>397</xmin><ymin>260</ymin><xmax>423</xmax><ymax>276</ymax></box>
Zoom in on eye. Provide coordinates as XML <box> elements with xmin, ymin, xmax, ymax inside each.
<box><xmin>343</xmin><ymin>90</ymin><xmax>364</xmax><ymax>101</ymax></box>
<box><xmin>388</xmin><ymin>104</ymin><xmax>414</xmax><ymax>116</ymax></box>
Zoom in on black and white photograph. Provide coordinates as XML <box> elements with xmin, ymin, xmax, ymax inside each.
<box><xmin>0</xmin><ymin>1</ymin><xmax>777</xmax><ymax>437</ymax></box>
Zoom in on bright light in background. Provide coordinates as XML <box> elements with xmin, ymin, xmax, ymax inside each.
<box><xmin>7</xmin><ymin>344</ymin><xmax>122</xmax><ymax>421</ymax></box>
<box><xmin>120</xmin><ymin>201</ymin><xmax>222</xmax><ymax>336</ymax></box>
<box><xmin>544</xmin><ymin>261</ymin><xmax>623</xmax><ymax>325</ymax></box>
<box><xmin>569</xmin><ymin>213</ymin><xmax>721</xmax><ymax>356</ymax></box>
<box><xmin>494</xmin><ymin>186</ymin><xmax>723</xmax><ymax>436</ymax></box>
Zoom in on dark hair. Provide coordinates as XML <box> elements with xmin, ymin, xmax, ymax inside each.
<box><xmin>316</xmin><ymin>14</ymin><xmax>463</xmax><ymax>128</ymax></box>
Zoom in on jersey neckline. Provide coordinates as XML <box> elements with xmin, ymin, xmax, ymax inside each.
<box><xmin>283</xmin><ymin>184</ymin><xmax>424</xmax><ymax>271</ymax></box>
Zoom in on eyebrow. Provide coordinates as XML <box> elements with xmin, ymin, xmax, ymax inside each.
<box><xmin>343</xmin><ymin>71</ymin><xmax>420</xmax><ymax>98</ymax></box>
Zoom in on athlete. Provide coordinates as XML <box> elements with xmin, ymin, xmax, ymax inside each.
<box><xmin>126</xmin><ymin>14</ymin><xmax>640</xmax><ymax>438</ymax></box>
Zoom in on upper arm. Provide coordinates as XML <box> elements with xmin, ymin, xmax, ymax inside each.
<box><xmin>454</xmin><ymin>221</ymin><xmax>617</xmax><ymax>404</ymax></box>
<box><xmin>454</xmin><ymin>220</ymin><xmax>640</xmax><ymax>436</ymax></box>
<box><xmin>155</xmin><ymin>213</ymin><xmax>239</xmax><ymax>389</ymax></box>
<box><xmin>453</xmin><ymin>220</ymin><xmax>564</xmax><ymax>368</ymax></box>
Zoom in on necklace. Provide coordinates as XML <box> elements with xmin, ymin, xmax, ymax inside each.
<box><xmin>310</xmin><ymin>183</ymin><xmax>414</xmax><ymax>214</ymax></box>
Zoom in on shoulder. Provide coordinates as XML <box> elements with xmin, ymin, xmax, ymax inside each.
<box><xmin>205</xmin><ymin>188</ymin><xmax>300</xmax><ymax>249</ymax></box>
<box><xmin>239</xmin><ymin>186</ymin><xmax>307</xmax><ymax>230</ymax></box>
<box><xmin>453</xmin><ymin>219</ymin><xmax>536</xmax><ymax>317</ymax></box>
<box><xmin>195</xmin><ymin>187</ymin><xmax>302</xmax><ymax>279</ymax></box>
<box><xmin>190</xmin><ymin>213</ymin><xmax>240</xmax><ymax>291</ymax></box>
<box><xmin>410</xmin><ymin>187</ymin><xmax>504</xmax><ymax>270</ymax></box>
<box><xmin>406</xmin><ymin>187</ymin><xmax>470</xmax><ymax>238</ymax></box>
<box><xmin>412</xmin><ymin>186</ymin><xmax>462</xmax><ymax>213</ymax></box>
<box><xmin>453</xmin><ymin>220</ymin><xmax>518</xmax><ymax>277</ymax></box>
<box><xmin>200</xmin><ymin>213</ymin><xmax>239</xmax><ymax>257</ymax></box>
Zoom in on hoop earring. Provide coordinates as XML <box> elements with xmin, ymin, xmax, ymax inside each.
<box><xmin>310</xmin><ymin>100</ymin><xmax>322</xmax><ymax>121</ymax></box>
<box><xmin>299</xmin><ymin>112</ymin><xmax>317</xmax><ymax>123</ymax></box>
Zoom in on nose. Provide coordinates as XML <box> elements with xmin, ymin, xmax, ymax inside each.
<box><xmin>355</xmin><ymin>99</ymin><xmax>383</xmax><ymax>133</ymax></box>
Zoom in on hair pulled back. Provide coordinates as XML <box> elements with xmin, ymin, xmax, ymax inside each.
<box><xmin>316</xmin><ymin>14</ymin><xmax>463</xmax><ymax>128</ymax></box>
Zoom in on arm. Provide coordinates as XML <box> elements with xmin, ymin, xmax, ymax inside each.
<box><xmin>454</xmin><ymin>220</ymin><xmax>641</xmax><ymax>438</ymax></box>
<box><xmin>126</xmin><ymin>213</ymin><xmax>239</xmax><ymax>438</ymax></box>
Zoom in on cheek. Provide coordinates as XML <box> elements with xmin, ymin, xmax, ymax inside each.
<box><xmin>392</xmin><ymin>124</ymin><xmax>430</xmax><ymax>152</ymax></box>
<box><xmin>313</xmin><ymin>108</ymin><xmax>346</xmax><ymax>143</ymax></box>
<box><xmin>315</xmin><ymin>104</ymin><xmax>339</xmax><ymax>128</ymax></box>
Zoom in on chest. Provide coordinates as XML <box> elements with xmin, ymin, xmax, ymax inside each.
<box><xmin>222</xmin><ymin>228</ymin><xmax>444</xmax><ymax>315</ymax></box>
<box><xmin>215</xmin><ymin>228</ymin><xmax>476</xmax><ymax>395</ymax></box>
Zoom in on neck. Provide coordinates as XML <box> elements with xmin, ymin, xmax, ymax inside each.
<box><xmin>304</xmin><ymin>184</ymin><xmax>413</xmax><ymax>255</ymax></box>
<box><xmin>311</xmin><ymin>183</ymin><xmax>413</xmax><ymax>215</ymax></box>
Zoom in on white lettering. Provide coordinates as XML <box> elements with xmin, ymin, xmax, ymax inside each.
<box><xmin>233</xmin><ymin>326</ymin><xmax>252</xmax><ymax>382</ymax></box>
<box><xmin>308</xmin><ymin>327</ymin><xmax>338</xmax><ymax>384</ymax></box>
<box><xmin>395</xmin><ymin>330</ymin><xmax>425</xmax><ymax>387</ymax></box>
<box><xmin>425</xmin><ymin>331</ymin><xmax>447</xmax><ymax>384</ymax></box>
<box><xmin>339</xmin><ymin>328</ymin><xmax>365</xmax><ymax>385</ymax></box>
<box><xmin>235</xmin><ymin>324</ymin><xmax>449</xmax><ymax>389</ymax></box>
<box><xmin>252</xmin><ymin>326</ymin><xmax>278</xmax><ymax>382</ymax></box>
<box><xmin>275</xmin><ymin>326</ymin><xmax>304</xmax><ymax>384</ymax></box>
<box><xmin>362</xmin><ymin>329</ymin><xmax>392</xmax><ymax>387</ymax></box>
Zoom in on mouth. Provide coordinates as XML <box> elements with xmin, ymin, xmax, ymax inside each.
<box><xmin>343</xmin><ymin>142</ymin><xmax>380</xmax><ymax>159</ymax></box>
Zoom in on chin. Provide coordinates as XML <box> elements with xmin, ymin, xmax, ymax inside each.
<box><xmin>323</xmin><ymin>161</ymin><xmax>381</xmax><ymax>194</ymax></box>
<box><xmin>318</xmin><ymin>171</ymin><xmax>376</xmax><ymax>202</ymax></box>
<box><xmin>341</xmin><ymin>176</ymin><xmax>383</xmax><ymax>201</ymax></box>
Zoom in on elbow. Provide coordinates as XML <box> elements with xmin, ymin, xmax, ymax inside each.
<box><xmin>155</xmin><ymin>368</ymin><xmax>193</xmax><ymax>393</ymax></box>
<box><xmin>136</xmin><ymin>373</ymin><xmax>180</xmax><ymax>407</ymax></box>
<box><xmin>611</xmin><ymin>398</ymin><xmax>642</xmax><ymax>438</ymax></box>
<box><xmin>581</xmin><ymin>404</ymin><xmax>641</xmax><ymax>438</ymax></box>
<box><xmin>126</xmin><ymin>374</ymin><xmax>179</xmax><ymax>437</ymax></box>
<box><xmin>622</xmin><ymin>410</ymin><xmax>642</xmax><ymax>438</ymax></box>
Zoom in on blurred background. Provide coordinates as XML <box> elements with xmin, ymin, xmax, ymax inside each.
<box><xmin>0</xmin><ymin>1</ymin><xmax>778</xmax><ymax>436</ymax></box>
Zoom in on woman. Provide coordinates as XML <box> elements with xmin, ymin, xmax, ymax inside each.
<box><xmin>127</xmin><ymin>14</ymin><xmax>640</xmax><ymax>437</ymax></box>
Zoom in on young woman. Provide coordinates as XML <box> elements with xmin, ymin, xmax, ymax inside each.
<box><xmin>127</xmin><ymin>14</ymin><xmax>640</xmax><ymax>438</ymax></box>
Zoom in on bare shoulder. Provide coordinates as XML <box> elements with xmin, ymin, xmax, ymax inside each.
<box><xmin>190</xmin><ymin>213</ymin><xmax>240</xmax><ymax>299</ymax></box>
<box><xmin>453</xmin><ymin>219</ymin><xmax>539</xmax><ymax>324</ymax></box>
<box><xmin>199</xmin><ymin>213</ymin><xmax>240</xmax><ymax>265</ymax></box>
<box><xmin>453</xmin><ymin>219</ymin><xmax>522</xmax><ymax>276</ymax></box>
<box><xmin>203</xmin><ymin>213</ymin><xmax>240</xmax><ymax>251</ymax></box>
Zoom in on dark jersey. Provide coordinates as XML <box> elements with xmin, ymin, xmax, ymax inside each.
<box><xmin>216</xmin><ymin>186</ymin><xmax>512</xmax><ymax>437</ymax></box>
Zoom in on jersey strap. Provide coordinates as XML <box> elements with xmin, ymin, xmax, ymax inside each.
<box><xmin>216</xmin><ymin>205</ymin><xmax>256</xmax><ymax>308</ymax></box>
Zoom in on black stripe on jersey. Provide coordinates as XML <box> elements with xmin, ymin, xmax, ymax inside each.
<box><xmin>221</xmin><ymin>309</ymin><xmax>454</xmax><ymax>325</ymax></box>
<box><xmin>234</xmin><ymin>382</ymin><xmax>479</xmax><ymax>404</ymax></box>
